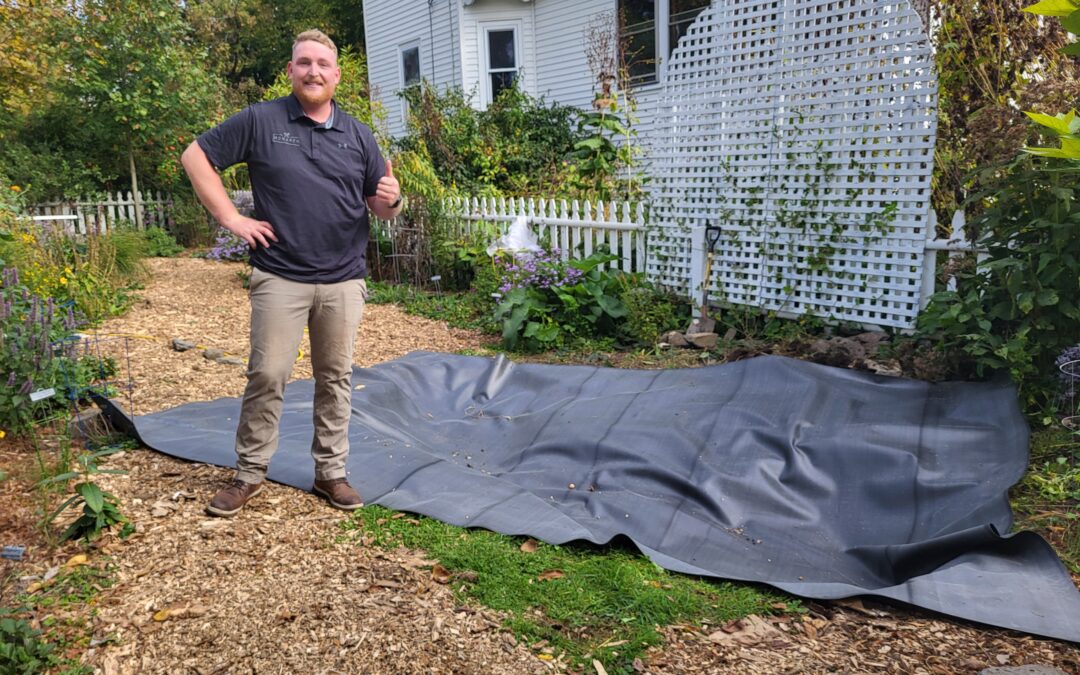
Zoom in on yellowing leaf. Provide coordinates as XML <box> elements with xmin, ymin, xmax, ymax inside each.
<box><xmin>537</xmin><ymin>654</ymin><xmax>554</xmax><ymax>661</ymax></box>
<box><xmin>519</xmin><ymin>538</ymin><xmax>539</xmax><ymax>553</ymax></box>
<box><xmin>538</xmin><ymin>569</ymin><xmax>565</xmax><ymax>581</ymax></box>
<box><xmin>1023</xmin><ymin>0</ymin><xmax>1080</xmax><ymax>17</ymax></box>
<box><xmin>64</xmin><ymin>554</ymin><xmax>88</xmax><ymax>568</ymax></box>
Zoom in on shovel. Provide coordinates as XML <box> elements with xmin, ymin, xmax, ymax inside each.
<box><xmin>687</xmin><ymin>225</ymin><xmax>722</xmax><ymax>335</ymax></box>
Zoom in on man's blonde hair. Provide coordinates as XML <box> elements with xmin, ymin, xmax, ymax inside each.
<box><xmin>293</xmin><ymin>29</ymin><xmax>337</xmax><ymax>58</ymax></box>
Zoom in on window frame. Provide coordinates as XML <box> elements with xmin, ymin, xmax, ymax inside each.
<box><xmin>398</xmin><ymin>40</ymin><xmax>422</xmax><ymax>120</ymax></box>
<box><xmin>619</xmin><ymin>0</ymin><xmax>710</xmax><ymax>86</ymax></box>
<box><xmin>479</xmin><ymin>21</ymin><xmax>521</xmax><ymax>108</ymax></box>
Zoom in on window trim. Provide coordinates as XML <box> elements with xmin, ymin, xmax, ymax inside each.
<box><xmin>398</xmin><ymin>40</ymin><xmax>422</xmax><ymax>119</ymax></box>
<box><xmin>619</xmin><ymin>0</ymin><xmax>709</xmax><ymax>86</ymax></box>
<box><xmin>479</xmin><ymin>21</ymin><xmax>521</xmax><ymax>108</ymax></box>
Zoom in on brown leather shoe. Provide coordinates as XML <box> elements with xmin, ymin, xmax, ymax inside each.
<box><xmin>312</xmin><ymin>478</ymin><xmax>364</xmax><ymax>510</ymax></box>
<box><xmin>206</xmin><ymin>478</ymin><xmax>264</xmax><ymax>517</ymax></box>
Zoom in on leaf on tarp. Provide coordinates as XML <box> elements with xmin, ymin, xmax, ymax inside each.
<box><xmin>519</xmin><ymin>538</ymin><xmax>539</xmax><ymax>553</ymax></box>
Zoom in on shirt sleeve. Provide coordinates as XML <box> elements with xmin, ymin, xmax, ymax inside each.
<box><xmin>196</xmin><ymin>106</ymin><xmax>255</xmax><ymax>171</ymax></box>
<box><xmin>359</xmin><ymin>127</ymin><xmax>386</xmax><ymax>198</ymax></box>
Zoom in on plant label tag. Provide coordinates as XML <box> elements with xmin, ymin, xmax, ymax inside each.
<box><xmin>30</xmin><ymin>388</ymin><xmax>56</xmax><ymax>402</ymax></box>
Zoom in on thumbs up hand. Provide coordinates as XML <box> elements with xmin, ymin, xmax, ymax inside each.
<box><xmin>375</xmin><ymin>158</ymin><xmax>402</xmax><ymax>211</ymax></box>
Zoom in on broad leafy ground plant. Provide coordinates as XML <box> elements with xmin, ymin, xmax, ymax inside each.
<box><xmin>918</xmin><ymin>156</ymin><xmax>1080</xmax><ymax>415</ymax></box>
<box><xmin>495</xmin><ymin>248</ymin><xmax>628</xmax><ymax>351</ymax></box>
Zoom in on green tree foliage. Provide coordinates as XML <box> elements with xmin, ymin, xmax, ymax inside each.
<box><xmin>1</xmin><ymin>0</ymin><xmax>227</xmax><ymax>200</ymax></box>
<box><xmin>184</xmin><ymin>0</ymin><xmax>366</xmax><ymax>98</ymax></box>
<box><xmin>929</xmin><ymin>1</ymin><xmax>1080</xmax><ymax>222</ymax></box>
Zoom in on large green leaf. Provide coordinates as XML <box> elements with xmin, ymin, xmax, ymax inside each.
<box><xmin>78</xmin><ymin>482</ymin><xmax>105</xmax><ymax>513</ymax></box>
<box><xmin>1025</xmin><ymin>110</ymin><xmax>1076</xmax><ymax>135</ymax></box>
<box><xmin>1023</xmin><ymin>0</ymin><xmax>1080</xmax><ymax>17</ymax></box>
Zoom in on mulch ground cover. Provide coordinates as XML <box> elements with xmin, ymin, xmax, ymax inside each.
<box><xmin>1</xmin><ymin>257</ymin><xmax>1077</xmax><ymax>674</ymax></box>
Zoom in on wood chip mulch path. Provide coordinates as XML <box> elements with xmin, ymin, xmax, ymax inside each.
<box><xmin>4</xmin><ymin>257</ymin><xmax>1079</xmax><ymax>674</ymax></box>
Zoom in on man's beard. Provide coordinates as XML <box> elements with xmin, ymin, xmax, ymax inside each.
<box><xmin>293</xmin><ymin>80</ymin><xmax>333</xmax><ymax>107</ymax></box>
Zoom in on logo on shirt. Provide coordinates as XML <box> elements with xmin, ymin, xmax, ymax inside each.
<box><xmin>272</xmin><ymin>131</ymin><xmax>300</xmax><ymax>147</ymax></box>
<box><xmin>336</xmin><ymin>141</ymin><xmax>350</xmax><ymax>150</ymax></box>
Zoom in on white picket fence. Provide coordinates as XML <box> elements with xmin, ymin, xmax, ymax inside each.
<box><xmin>445</xmin><ymin>196</ymin><xmax>649</xmax><ymax>274</ymax></box>
<box><xmin>439</xmin><ymin>195</ymin><xmax>983</xmax><ymax>330</ymax></box>
<box><xmin>27</xmin><ymin>191</ymin><xmax>171</xmax><ymax>234</ymax></box>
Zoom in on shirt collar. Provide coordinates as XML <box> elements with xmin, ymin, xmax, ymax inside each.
<box><xmin>286</xmin><ymin>95</ymin><xmax>340</xmax><ymax>131</ymax></box>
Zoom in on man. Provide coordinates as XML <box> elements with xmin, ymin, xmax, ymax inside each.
<box><xmin>181</xmin><ymin>29</ymin><xmax>402</xmax><ymax>517</ymax></box>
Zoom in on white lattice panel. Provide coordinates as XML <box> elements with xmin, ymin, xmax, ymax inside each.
<box><xmin>647</xmin><ymin>0</ymin><xmax>937</xmax><ymax>328</ymax></box>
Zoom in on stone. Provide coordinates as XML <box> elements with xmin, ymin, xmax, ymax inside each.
<box><xmin>171</xmin><ymin>339</ymin><xmax>197</xmax><ymax>352</ymax></box>
<box><xmin>215</xmin><ymin>356</ymin><xmax>246</xmax><ymax>366</ymax></box>
<box><xmin>660</xmin><ymin>331</ymin><xmax>689</xmax><ymax>348</ymax></box>
<box><xmin>809</xmin><ymin>337</ymin><xmax>865</xmax><ymax>367</ymax></box>
<box><xmin>685</xmin><ymin>332</ymin><xmax>719</xmax><ymax>350</ymax></box>
<box><xmin>203</xmin><ymin>348</ymin><xmax>225</xmax><ymax>361</ymax></box>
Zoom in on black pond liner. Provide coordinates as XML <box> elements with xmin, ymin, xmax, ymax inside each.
<box><xmin>102</xmin><ymin>352</ymin><xmax>1080</xmax><ymax>642</ymax></box>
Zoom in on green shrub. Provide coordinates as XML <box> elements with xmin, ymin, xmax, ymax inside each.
<box><xmin>397</xmin><ymin>82</ymin><xmax>582</xmax><ymax>196</ymax></box>
<box><xmin>620</xmin><ymin>283</ymin><xmax>690</xmax><ymax>346</ymax></box>
<box><xmin>141</xmin><ymin>226</ymin><xmax>184</xmax><ymax>257</ymax></box>
<box><xmin>494</xmin><ymin>247</ymin><xmax>629</xmax><ymax>351</ymax></box>
<box><xmin>0</xmin><ymin>219</ymin><xmax>147</xmax><ymax>324</ymax></box>
<box><xmin>918</xmin><ymin>157</ymin><xmax>1080</xmax><ymax>415</ymax></box>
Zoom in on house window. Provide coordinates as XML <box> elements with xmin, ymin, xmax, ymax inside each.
<box><xmin>400</xmin><ymin>44</ymin><xmax>421</xmax><ymax>89</ymax></box>
<box><xmin>669</xmin><ymin>0</ymin><xmax>711</xmax><ymax>49</ymax></box>
<box><xmin>619</xmin><ymin>0</ymin><xmax>709</xmax><ymax>86</ymax></box>
<box><xmin>483</xmin><ymin>25</ymin><xmax>519</xmax><ymax>105</ymax></box>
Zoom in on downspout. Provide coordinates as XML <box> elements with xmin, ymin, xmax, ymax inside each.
<box><xmin>427</xmin><ymin>0</ymin><xmax>437</xmax><ymax>82</ymax></box>
<box><xmin>448</xmin><ymin>0</ymin><xmax>459</xmax><ymax>87</ymax></box>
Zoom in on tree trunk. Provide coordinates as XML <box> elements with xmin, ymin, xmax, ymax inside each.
<box><xmin>129</xmin><ymin>146</ymin><xmax>144</xmax><ymax>230</ymax></box>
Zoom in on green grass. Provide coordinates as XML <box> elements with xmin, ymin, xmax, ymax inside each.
<box><xmin>342</xmin><ymin>506</ymin><xmax>798</xmax><ymax>673</ymax></box>
<box><xmin>1011</xmin><ymin>426</ymin><xmax>1080</xmax><ymax>574</ymax></box>
<box><xmin>367</xmin><ymin>281</ymin><xmax>499</xmax><ymax>333</ymax></box>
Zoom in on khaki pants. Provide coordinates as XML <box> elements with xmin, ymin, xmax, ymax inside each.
<box><xmin>234</xmin><ymin>267</ymin><xmax>367</xmax><ymax>484</ymax></box>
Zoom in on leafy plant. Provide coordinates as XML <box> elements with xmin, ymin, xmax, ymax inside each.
<box><xmin>141</xmin><ymin>226</ymin><xmax>184</xmax><ymax>257</ymax></box>
<box><xmin>495</xmin><ymin>247</ymin><xmax>629</xmax><ymax>351</ymax></box>
<box><xmin>0</xmin><ymin>267</ymin><xmax>92</xmax><ymax>434</ymax></box>
<box><xmin>619</xmin><ymin>283</ymin><xmax>689</xmax><ymax>346</ymax></box>
<box><xmin>1021</xmin><ymin>1</ymin><xmax>1080</xmax><ymax>161</ymax></box>
<box><xmin>40</xmin><ymin>445</ymin><xmax>130</xmax><ymax>542</ymax></box>
<box><xmin>0</xmin><ymin>608</ymin><xmax>54</xmax><ymax>675</ymax></box>
<box><xmin>918</xmin><ymin>156</ymin><xmax>1080</xmax><ymax>414</ymax></box>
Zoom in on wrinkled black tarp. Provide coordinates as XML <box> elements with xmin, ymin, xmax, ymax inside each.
<box><xmin>112</xmin><ymin>352</ymin><xmax>1080</xmax><ymax>642</ymax></box>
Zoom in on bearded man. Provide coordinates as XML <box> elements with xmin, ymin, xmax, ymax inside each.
<box><xmin>181</xmin><ymin>29</ymin><xmax>401</xmax><ymax>516</ymax></box>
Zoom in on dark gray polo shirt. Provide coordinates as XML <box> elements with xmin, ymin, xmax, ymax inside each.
<box><xmin>197</xmin><ymin>95</ymin><xmax>385</xmax><ymax>283</ymax></box>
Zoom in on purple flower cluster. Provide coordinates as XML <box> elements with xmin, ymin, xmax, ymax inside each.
<box><xmin>498</xmin><ymin>248</ymin><xmax>583</xmax><ymax>294</ymax></box>
<box><xmin>0</xmin><ymin>266</ymin><xmax>81</xmax><ymax>409</ymax></box>
<box><xmin>206</xmin><ymin>192</ymin><xmax>255</xmax><ymax>262</ymax></box>
<box><xmin>206</xmin><ymin>228</ymin><xmax>249</xmax><ymax>262</ymax></box>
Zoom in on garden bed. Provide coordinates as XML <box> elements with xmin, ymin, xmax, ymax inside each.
<box><xmin>1</xmin><ymin>257</ymin><xmax>1077</xmax><ymax>673</ymax></box>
